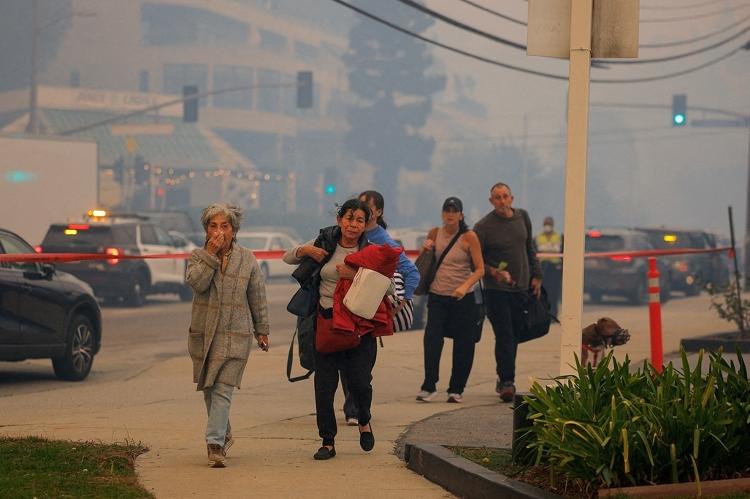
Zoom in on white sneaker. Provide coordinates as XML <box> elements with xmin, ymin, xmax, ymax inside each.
<box><xmin>346</xmin><ymin>417</ymin><xmax>359</xmax><ymax>426</ymax></box>
<box><xmin>416</xmin><ymin>390</ymin><xmax>438</xmax><ymax>402</ymax></box>
<box><xmin>447</xmin><ymin>393</ymin><xmax>463</xmax><ymax>403</ymax></box>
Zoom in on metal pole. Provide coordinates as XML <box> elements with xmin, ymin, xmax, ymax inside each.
<box><xmin>26</xmin><ymin>0</ymin><xmax>39</xmax><ymax>135</ymax></box>
<box><xmin>728</xmin><ymin>206</ymin><xmax>746</xmax><ymax>334</ymax></box>
<box><xmin>559</xmin><ymin>0</ymin><xmax>593</xmax><ymax>376</ymax></box>
<box><xmin>745</xmin><ymin>125</ymin><xmax>750</xmax><ymax>289</ymax></box>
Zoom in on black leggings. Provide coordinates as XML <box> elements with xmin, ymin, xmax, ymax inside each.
<box><xmin>314</xmin><ymin>333</ymin><xmax>377</xmax><ymax>446</ymax></box>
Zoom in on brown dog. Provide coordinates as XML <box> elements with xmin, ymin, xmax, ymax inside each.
<box><xmin>581</xmin><ymin>317</ymin><xmax>630</xmax><ymax>366</ymax></box>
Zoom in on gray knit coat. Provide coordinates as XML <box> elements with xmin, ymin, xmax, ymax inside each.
<box><xmin>186</xmin><ymin>244</ymin><xmax>270</xmax><ymax>390</ymax></box>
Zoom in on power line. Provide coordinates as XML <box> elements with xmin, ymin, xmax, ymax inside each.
<box><xmin>330</xmin><ymin>0</ymin><xmax>568</xmax><ymax>81</ymax></box>
<box><xmin>454</xmin><ymin>0</ymin><xmax>526</xmax><ymax>26</ymax></box>
<box><xmin>395</xmin><ymin>0</ymin><xmax>525</xmax><ymax>50</ymax></box>
<box><xmin>641</xmin><ymin>0</ymin><xmax>747</xmax><ymax>10</ymax></box>
<box><xmin>641</xmin><ymin>16</ymin><xmax>750</xmax><ymax>48</ymax></box>
<box><xmin>332</xmin><ymin>0</ymin><xmax>748</xmax><ymax>84</ymax></box>
<box><xmin>602</xmin><ymin>24</ymin><xmax>750</xmax><ymax>64</ymax></box>
<box><xmin>396</xmin><ymin>0</ymin><xmax>750</xmax><ymax>67</ymax></box>
<box><xmin>642</xmin><ymin>2</ymin><xmax>750</xmax><ymax>22</ymax></box>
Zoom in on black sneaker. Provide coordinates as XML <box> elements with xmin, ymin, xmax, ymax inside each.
<box><xmin>313</xmin><ymin>446</ymin><xmax>336</xmax><ymax>460</ymax></box>
<box><xmin>499</xmin><ymin>381</ymin><xmax>516</xmax><ymax>403</ymax></box>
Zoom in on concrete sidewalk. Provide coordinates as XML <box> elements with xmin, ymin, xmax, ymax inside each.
<box><xmin>0</xmin><ymin>295</ymin><xmax>733</xmax><ymax>498</ymax></box>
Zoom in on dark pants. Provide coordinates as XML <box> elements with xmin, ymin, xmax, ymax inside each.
<box><xmin>485</xmin><ymin>289</ymin><xmax>525</xmax><ymax>383</ymax></box>
<box><xmin>341</xmin><ymin>343</ymin><xmax>377</xmax><ymax>419</ymax></box>
<box><xmin>541</xmin><ymin>261</ymin><xmax>562</xmax><ymax>318</ymax></box>
<box><xmin>314</xmin><ymin>333</ymin><xmax>377</xmax><ymax>446</ymax></box>
<box><xmin>420</xmin><ymin>293</ymin><xmax>478</xmax><ymax>394</ymax></box>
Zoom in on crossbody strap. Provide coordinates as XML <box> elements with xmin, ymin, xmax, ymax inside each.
<box><xmin>434</xmin><ymin>228</ymin><xmax>464</xmax><ymax>275</ymax></box>
<box><xmin>286</xmin><ymin>327</ymin><xmax>313</xmax><ymax>382</ymax></box>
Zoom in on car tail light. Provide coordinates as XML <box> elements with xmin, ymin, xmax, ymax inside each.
<box><xmin>587</xmin><ymin>230</ymin><xmax>602</xmax><ymax>238</ymax></box>
<box><xmin>34</xmin><ymin>245</ymin><xmax>43</xmax><ymax>253</ymax></box>
<box><xmin>674</xmin><ymin>260</ymin><xmax>689</xmax><ymax>273</ymax></box>
<box><xmin>609</xmin><ymin>255</ymin><xmax>633</xmax><ymax>263</ymax></box>
<box><xmin>105</xmin><ymin>247</ymin><xmax>121</xmax><ymax>265</ymax></box>
<box><xmin>68</xmin><ymin>224</ymin><xmax>90</xmax><ymax>230</ymax></box>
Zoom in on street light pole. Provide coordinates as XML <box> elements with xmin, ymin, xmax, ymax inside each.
<box><xmin>26</xmin><ymin>0</ymin><xmax>40</xmax><ymax>135</ymax></box>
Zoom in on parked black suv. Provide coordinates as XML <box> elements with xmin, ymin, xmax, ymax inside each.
<box><xmin>585</xmin><ymin>228</ymin><xmax>670</xmax><ymax>305</ymax></box>
<box><xmin>0</xmin><ymin>228</ymin><xmax>102</xmax><ymax>380</ymax></box>
<box><xmin>38</xmin><ymin>212</ymin><xmax>191</xmax><ymax>306</ymax></box>
<box><xmin>638</xmin><ymin>228</ymin><xmax>730</xmax><ymax>296</ymax></box>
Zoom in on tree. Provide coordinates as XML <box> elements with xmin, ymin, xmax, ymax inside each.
<box><xmin>344</xmin><ymin>1</ymin><xmax>445</xmax><ymax>214</ymax></box>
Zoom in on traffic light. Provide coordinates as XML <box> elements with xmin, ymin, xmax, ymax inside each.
<box><xmin>323</xmin><ymin>167</ymin><xmax>337</xmax><ymax>196</ymax></box>
<box><xmin>134</xmin><ymin>155</ymin><xmax>150</xmax><ymax>185</ymax></box>
<box><xmin>297</xmin><ymin>71</ymin><xmax>313</xmax><ymax>109</ymax></box>
<box><xmin>672</xmin><ymin>94</ymin><xmax>687</xmax><ymax>127</ymax></box>
<box><xmin>183</xmin><ymin>85</ymin><xmax>199</xmax><ymax>122</ymax></box>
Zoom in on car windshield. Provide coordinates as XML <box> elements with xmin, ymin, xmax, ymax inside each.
<box><xmin>586</xmin><ymin>235</ymin><xmax>624</xmax><ymax>252</ymax></box>
<box><xmin>237</xmin><ymin>236</ymin><xmax>267</xmax><ymax>249</ymax></box>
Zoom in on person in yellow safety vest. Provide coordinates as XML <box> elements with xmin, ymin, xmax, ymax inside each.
<box><xmin>535</xmin><ymin>216</ymin><xmax>562</xmax><ymax>317</ymax></box>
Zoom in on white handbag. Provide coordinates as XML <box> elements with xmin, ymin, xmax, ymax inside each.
<box><xmin>343</xmin><ymin>267</ymin><xmax>392</xmax><ymax>319</ymax></box>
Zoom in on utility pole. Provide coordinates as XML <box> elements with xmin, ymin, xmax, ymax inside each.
<box><xmin>26</xmin><ymin>0</ymin><xmax>40</xmax><ymax>135</ymax></box>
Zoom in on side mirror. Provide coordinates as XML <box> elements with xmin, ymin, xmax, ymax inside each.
<box><xmin>41</xmin><ymin>263</ymin><xmax>56</xmax><ymax>277</ymax></box>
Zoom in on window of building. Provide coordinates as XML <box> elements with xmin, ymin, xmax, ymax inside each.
<box><xmin>163</xmin><ymin>63</ymin><xmax>208</xmax><ymax>107</ymax></box>
<box><xmin>259</xmin><ymin>29</ymin><xmax>288</xmax><ymax>54</ymax></box>
<box><xmin>141</xmin><ymin>3</ymin><xmax>249</xmax><ymax>46</ymax></box>
<box><xmin>294</xmin><ymin>41</ymin><xmax>319</xmax><ymax>60</ymax></box>
<box><xmin>213</xmin><ymin>66</ymin><xmax>253</xmax><ymax>110</ymax></box>
<box><xmin>139</xmin><ymin>70</ymin><xmax>149</xmax><ymax>92</ymax></box>
<box><xmin>70</xmin><ymin>70</ymin><xmax>80</xmax><ymax>88</ymax></box>
<box><xmin>257</xmin><ymin>69</ymin><xmax>281</xmax><ymax>113</ymax></box>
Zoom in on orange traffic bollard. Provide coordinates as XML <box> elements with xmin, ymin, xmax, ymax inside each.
<box><xmin>647</xmin><ymin>257</ymin><xmax>663</xmax><ymax>373</ymax></box>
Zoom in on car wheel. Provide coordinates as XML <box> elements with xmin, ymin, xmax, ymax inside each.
<box><xmin>52</xmin><ymin>314</ymin><xmax>95</xmax><ymax>381</ymax></box>
<box><xmin>588</xmin><ymin>290</ymin><xmax>603</xmax><ymax>304</ymax></box>
<box><xmin>629</xmin><ymin>279</ymin><xmax>648</xmax><ymax>306</ymax></box>
<box><xmin>260</xmin><ymin>262</ymin><xmax>270</xmax><ymax>281</ymax></box>
<box><xmin>125</xmin><ymin>273</ymin><xmax>147</xmax><ymax>307</ymax></box>
<box><xmin>178</xmin><ymin>285</ymin><xmax>193</xmax><ymax>302</ymax></box>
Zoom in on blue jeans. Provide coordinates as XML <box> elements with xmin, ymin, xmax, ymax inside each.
<box><xmin>203</xmin><ymin>382</ymin><xmax>234</xmax><ymax>446</ymax></box>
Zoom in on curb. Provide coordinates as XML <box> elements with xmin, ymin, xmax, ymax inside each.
<box><xmin>404</xmin><ymin>443</ymin><xmax>562</xmax><ymax>499</ymax></box>
<box><xmin>681</xmin><ymin>331</ymin><xmax>750</xmax><ymax>353</ymax></box>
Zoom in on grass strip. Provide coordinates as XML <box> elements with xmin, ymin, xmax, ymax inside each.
<box><xmin>0</xmin><ymin>436</ymin><xmax>153</xmax><ymax>498</ymax></box>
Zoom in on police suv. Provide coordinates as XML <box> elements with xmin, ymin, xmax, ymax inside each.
<box><xmin>38</xmin><ymin>210</ymin><xmax>192</xmax><ymax>306</ymax></box>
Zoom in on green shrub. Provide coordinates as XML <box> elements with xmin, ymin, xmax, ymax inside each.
<box><xmin>522</xmin><ymin>349</ymin><xmax>750</xmax><ymax>488</ymax></box>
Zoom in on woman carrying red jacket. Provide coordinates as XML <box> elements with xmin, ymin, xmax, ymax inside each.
<box><xmin>284</xmin><ymin>198</ymin><xmax>386</xmax><ymax>461</ymax></box>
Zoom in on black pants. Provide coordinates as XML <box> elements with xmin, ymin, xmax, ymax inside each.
<box><xmin>541</xmin><ymin>261</ymin><xmax>561</xmax><ymax>317</ymax></box>
<box><xmin>485</xmin><ymin>289</ymin><xmax>525</xmax><ymax>383</ymax></box>
<box><xmin>341</xmin><ymin>343</ymin><xmax>377</xmax><ymax>419</ymax></box>
<box><xmin>420</xmin><ymin>293</ymin><xmax>478</xmax><ymax>395</ymax></box>
<box><xmin>314</xmin><ymin>333</ymin><xmax>377</xmax><ymax>446</ymax></box>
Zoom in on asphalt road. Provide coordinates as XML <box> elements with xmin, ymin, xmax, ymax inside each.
<box><xmin>0</xmin><ymin>285</ymin><xmax>731</xmax><ymax>399</ymax></box>
<box><xmin>0</xmin><ymin>279</ymin><xmax>299</xmax><ymax>398</ymax></box>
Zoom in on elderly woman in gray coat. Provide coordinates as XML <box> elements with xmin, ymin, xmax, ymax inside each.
<box><xmin>186</xmin><ymin>203</ymin><xmax>270</xmax><ymax>468</ymax></box>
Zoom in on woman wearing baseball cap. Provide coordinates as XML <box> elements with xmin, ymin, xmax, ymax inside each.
<box><xmin>415</xmin><ymin>196</ymin><xmax>485</xmax><ymax>403</ymax></box>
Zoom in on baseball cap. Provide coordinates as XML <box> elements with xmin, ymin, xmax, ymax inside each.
<box><xmin>442</xmin><ymin>196</ymin><xmax>463</xmax><ymax>212</ymax></box>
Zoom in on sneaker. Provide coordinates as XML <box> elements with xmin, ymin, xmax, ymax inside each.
<box><xmin>222</xmin><ymin>432</ymin><xmax>234</xmax><ymax>457</ymax></box>
<box><xmin>416</xmin><ymin>390</ymin><xmax>438</xmax><ymax>402</ymax></box>
<box><xmin>207</xmin><ymin>444</ymin><xmax>226</xmax><ymax>468</ymax></box>
<box><xmin>498</xmin><ymin>381</ymin><xmax>516</xmax><ymax>403</ymax></box>
<box><xmin>447</xmin><ymin>393</ymin><xmax>463</xmax><ymax>403</ymax></box>
<box><xmin>345</xmin><ymin>417</ymin><xmax>359</xmax><ymax>426</ymax></box>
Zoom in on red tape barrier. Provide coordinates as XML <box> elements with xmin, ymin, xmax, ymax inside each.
<box><xmin>0</xmin><ymin>246</ymin><xmax>732</xmax><ymax>264</ymax></box>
